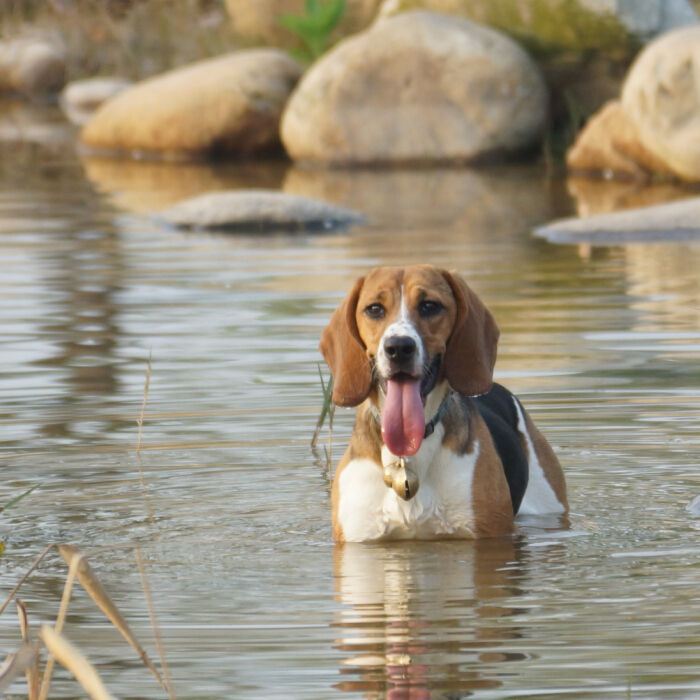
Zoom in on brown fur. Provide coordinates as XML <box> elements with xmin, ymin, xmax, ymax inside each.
<box><xmin>320</xmin><ymin>276</ymin><xmax>371</xmax><ymax>407</ymax></box>
<box><xmin>469</xmin><ymin>415</ymin><xmax>516</xmax><ymax>536</ymax></box>
<box><xmin>320</xmin><ymin>266</ymin><xmax>499</xmax><ymax>406</ymax></box>
<box><xmin>323</xmin><ymin>265</ymin><xmax>567</xmax><ymax>541</ymax></box>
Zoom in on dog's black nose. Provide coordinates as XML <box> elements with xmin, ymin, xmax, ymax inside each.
<box><xmin>384</xmin><ymin>335</ymin><xmax>416</xmax><ymax>362</ymax></box>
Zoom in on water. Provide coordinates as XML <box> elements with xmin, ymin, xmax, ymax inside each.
<box><xmin>1</xmin><ymin>104</ymin><xmax>700</xmax><ymax>699</ymax></box>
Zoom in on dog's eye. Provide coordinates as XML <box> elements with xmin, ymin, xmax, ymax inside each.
<box><xmin>418</xmin><ymin>300</ymin><xmax>443</xmax><ymax>317</ymax></box>
<box><xmin>364</xmin><ymin>303</ymin><xmax>385</xmax><ymax>320</ymax></box>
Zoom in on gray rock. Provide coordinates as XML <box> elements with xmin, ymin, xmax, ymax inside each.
<box><xmin>534</xmin><ymin>196</ymin><xmax>700</xmax><ymax>244</ymax></box>
<box><xmin>602</xmin><ymin>0</ymin><xmax>698</xmax><ymax>39</ymax></box>
<box><xmin>159</xmin><ymin>190</ymin><xmax>366</xmax><ymax>232</ymax></box>
<box><xmin>60</xmin><ymin>77</ymin><xmax>132</xmax><ymax>125</ymax></box>
<box><xmin>281</xmin><ymin>11</ymin><xmax>548</xmax><ymax>164</ymax></box>
<box><xmin>0</xmin><ymin>38</ymin><xmax>66</xmax><ymax>96</ymax></box>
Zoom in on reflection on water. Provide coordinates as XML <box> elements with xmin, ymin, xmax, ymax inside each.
<box><xmin>334</xmin><ymin>539</ymin><xmax>530</xmax><ymax>697</ymax></box>
<box><xmin>567</xmin><ymin>176</ymin><xmax>700</xmax><ymax>217</ymax></box>
<box><xmin>1</xmin><ymin>124</ymin><xmax>700</xmax><ymax>698</ymax></box>
<box><xmin>82</xmin><ymin>156</ymin><xmax>288</xmax><ymax>212</ymax></box>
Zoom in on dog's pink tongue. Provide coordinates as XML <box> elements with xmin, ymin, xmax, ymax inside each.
<box><xmin>381</xmin><ymin>378</ymin><xmax>425</xmax><ymax>456</ymax></box>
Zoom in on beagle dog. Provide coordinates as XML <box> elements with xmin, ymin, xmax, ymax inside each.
<box><xmin>320</xmin><ymin>265</ymin><xmax>567</xmax><ymax>542</ymax></box>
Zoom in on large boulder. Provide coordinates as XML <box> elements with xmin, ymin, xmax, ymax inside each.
<box><xmin>621</xmin><ymin>25</ymin><xmax>700</xmax><ymax>181</ymax></box>
<box><xmin>224</xmin><ymin>0</ymin><xmax>382</xmax><ymax>48</ymax></box>
<box><xmin>566</xmin><ymin>100</ymin><xmax>675</xmax><ymax>179</ymax></box>
<box><xmin>378</xmin><ymin>0</ymin><xmax>698</xmax><ymax>53</ymax></box>
<box><xmin>568</xmin><ymin>25</ymin><xmax>700</xmax><ymax>182</ymax></box>
<box><xmin>81</xmin><ymin>49</ymin><xmax>302</xmax><ymax>160</ymax></box>
<box><xmin>379</xmin><ymin>1</ymin><xmax>697</xmax><ymax>119</ymax></box>
<box><xmin>280</xmin><ymin>11</ymin><xmax>548</xmax><ymax>164</ymax></box>
<box><xmin>0</xmin><ymin>38</ymin><xmax>66</xmax><ymax>97</ymax></box>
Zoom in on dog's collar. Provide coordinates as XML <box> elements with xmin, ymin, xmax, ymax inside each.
<box><xmin>424</xmin><ymin>391</ymin><xmax>453</xmax><ymax>438</ymax></box>
<box><xmin>370</xmin><ymin>391</ymin><xmax>453</xmax><ymax>439</ymax></box>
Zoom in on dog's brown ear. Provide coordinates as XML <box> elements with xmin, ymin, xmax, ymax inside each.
<box><xmin>319</xmin><ymin>277</ymin><xmax>372</xmax><ymax>407</ymax></box>
<box><xmin>441</xmin><ymin>270</ymin><xmax>500</xmax><ymax>397</ymax></box>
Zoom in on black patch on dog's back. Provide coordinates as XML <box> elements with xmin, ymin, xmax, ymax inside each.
<box><xmin>474</xmin><ymin>383</ymin><xmax>529</xmax><ymax>514</ymax></box>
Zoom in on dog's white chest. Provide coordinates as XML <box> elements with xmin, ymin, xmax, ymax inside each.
<box><xmin>337</xmin><ymin>439</ymin><xmax>479</xmax><ymax>542</ymax></box>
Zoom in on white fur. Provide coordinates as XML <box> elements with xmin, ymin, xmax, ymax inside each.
<box><xmin>337</xmin><ymin>423</ymin><xmax>479</xmax><ymax>542</ymax></box>
<box><xmin>375</xmin><ymin>286</ymin><xmax>424</xmax><ymax>379</ymax></box>
<box><xmin>514</xmin><ymin>398</ymin><xmax>565</xmax><ymax>516</ymax></box>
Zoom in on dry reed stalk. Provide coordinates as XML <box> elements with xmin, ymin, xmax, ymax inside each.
<box><xmin>38</xmin><ymin>551</ymin><xmax>82</xmax><ymax>700</ymax></box>
<box><xmin>137</xmin><ymin>354</ymin><xmax>152</xmax><ymax>452</ymax></box>
<box><xmin>57</xmin><ymin>545</ymin><xmax>167</xmax><ymax>691</ymax></box>
<box><xmin>136</xmin><ymin>355</ymin><xmax>156</xmax><ymax>524</ymax></box>
<box><xmin>136</xmin><ymin>548</ymin><xmax>176</xmax><ymax>699</ymax></box>
<box><xmin>0</xmin><ymin>644</ymin><xmax>37</xmax><ymax>695</ymax></box>
<box><xmin>0</xmin><ymin>544</ymin><xmax>55</xmax><ymax>616</ymax></box>
<box><xmin>310</xmin><ymin>366</ymin><xmax>333</xmax><ymax>448</ymax></box>
<box><xmin>16</xmin><ymin>599</ymin><xmax>39</xmax><ymax>700</ymax></box>
<box><xmin>39</xmin><ymin>626</ymin><xmax>115</xmax><ymax>700</ymax></box>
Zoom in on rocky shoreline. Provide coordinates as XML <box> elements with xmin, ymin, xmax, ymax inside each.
<box><xmin>3</xmin><ymin>1</ymin><xmax>700</xmax><ymax>232</ymax></box>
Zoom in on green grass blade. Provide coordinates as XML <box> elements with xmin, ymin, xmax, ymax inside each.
<box><xmin>311</xmin><ymin>365</ymin><xmax>334</xmax><ymax>447</ymax></box>
<box><xmin>316</xmin><ymin>0</ymin><xmax>345</xmax><ymax>34</ymax></box>
<box><xmin>1</xmin><ymin>485</ymin><xmax>39</xmax><ymax>514</ymax></box>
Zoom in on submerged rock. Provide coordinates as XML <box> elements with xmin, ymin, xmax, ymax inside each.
<box><xmin>159</xmin><ymin>190</ymin><xmax>366</xmax><ymax>232</ymax></box>
<box><xmin>0</xmin><ymin>38</ymin><xmax>66</xmax><ymax>97</ymax></box>
<box><xmin>534</xmin><ymin>196</ymin><xmax>700</xmax><ymax>244</ymax></box>
<box><xmin>81</xmin><ymin>49</ymin><xmax>302</xmax><ymax>160</ymax></box>
<box><xmin>281</xmin><ymin>11</ymin><xmax>548</xmax><ymax>164</ymax></box>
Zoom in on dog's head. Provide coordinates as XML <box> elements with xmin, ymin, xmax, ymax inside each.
<box><xmin>320</xmin><ymin>265</ymin><xmax>500</xmax><ymax>456</ymax></box>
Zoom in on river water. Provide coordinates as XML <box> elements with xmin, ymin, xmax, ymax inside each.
<box><xmin>1</xmin><ymin>103</ymin><xmax>700</xmax><ymax>699</ymax></box>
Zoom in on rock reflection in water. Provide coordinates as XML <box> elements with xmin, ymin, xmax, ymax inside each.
<box><xmin>81</xmin><ymin>156</ymin><xmax>288</xmax><ymax>213</ymax></box>
<box><xmin>333</xmin><ymin>538</ymin><xmax>534</xmax><ymax>698</ymax></box>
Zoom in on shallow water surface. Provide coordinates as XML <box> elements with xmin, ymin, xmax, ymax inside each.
<box><xmin>1</xmin><ymin>118</ymin><xmax>700</xmax><ymax>699</ymax></box>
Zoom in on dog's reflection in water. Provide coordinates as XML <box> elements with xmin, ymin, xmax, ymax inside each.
<box><xmin>333</xmin><ymin>537</ymin><xmax>532</xmax><ymax>698</ymax></box>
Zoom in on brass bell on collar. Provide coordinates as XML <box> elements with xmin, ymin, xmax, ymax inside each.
<box><xmin>383</xmin><ymin>458</ymin><xmax>419</xmax><ymax>501</ymax></box>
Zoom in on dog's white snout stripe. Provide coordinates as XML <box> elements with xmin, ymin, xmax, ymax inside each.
<box><xmin>377</xmin><ymin>287</ymin><xmax>424</xmax><ymax>377</ymax></box>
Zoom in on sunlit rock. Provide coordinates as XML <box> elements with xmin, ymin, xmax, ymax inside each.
<box><xmin>281</xmin><ymin>11</ymin><xmax>548</xmax><ymax>164</ymax></box>
<box><xmin>567</xmin><ymin>25</ymin><xmax>700</xmax><ymax>183</ymax></box>
<box><xmin>0</xmin><ymin>38</ymin><xmax>66</xmax><ymax>97</ymax></box>
<box><xmin>60</xmin><ymin>78</ymin><xmax>132</xmax><ymax>126</ymax></box>
<box><xmin>159</xmin><ymin>190</ymin><xmax>365</xmax><ymax>232</ymax></box>
<box><xmin>621</xmin><ymin>25</ymin><xmax>700</xmax><ymax>182</ymax></box>
<box><xmin>566</xmin><ymin>100</ymin><xmax>674</xmax><ymax>180</ymax></box>
<box><xmin>379</xmin><ymin>1</ymin><xmax>698</xmax><ymax>119</ymax></box>
<box><xmin>80</xmin><ymin>50</ymin><xmax>302</xmax><ymax>160</ymax></box>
